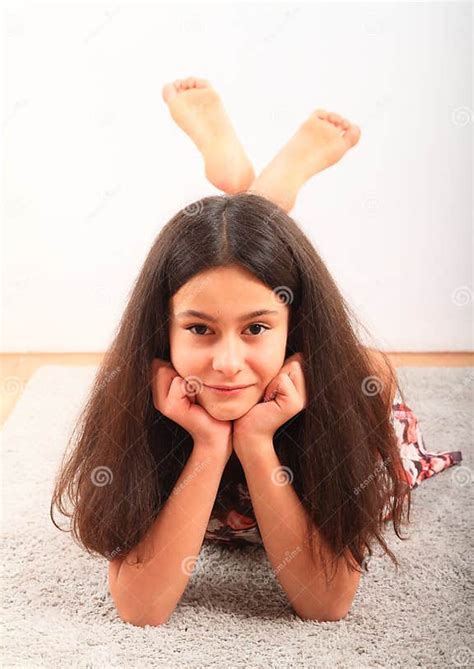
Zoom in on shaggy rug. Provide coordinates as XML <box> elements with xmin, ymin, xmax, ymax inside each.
<box><xmin>1</xmin><ymin>365</ymin><xmax>472</xmax><ymax>668</ymax></box>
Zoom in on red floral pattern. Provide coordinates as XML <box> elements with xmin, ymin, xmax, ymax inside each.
<box><xmin>389</xmin><ymin>390</ymin><xmax>462</xmax><ymax>488</ymax></box>
<box><xmin>204</xmin><ymin>390</ymin><xmax>463</xmax><ymax>546</ymax></box>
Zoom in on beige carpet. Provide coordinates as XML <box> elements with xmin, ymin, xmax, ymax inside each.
<box><xmin>1</xmin><ymin>365</ymin><xmax>473</xmax><ymax>668</ymax></box>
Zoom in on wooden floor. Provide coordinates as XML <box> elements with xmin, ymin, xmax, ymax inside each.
<box><xmin>1</xmin><ymin>352</ymin><xmax>472</xmax><ymax>428</ymax></box>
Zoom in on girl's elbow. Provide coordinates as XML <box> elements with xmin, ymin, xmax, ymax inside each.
<box><xmin>108</xmin><ymin>557</ymin><xmax>175</xmax><ymax>627</ymax></box>
<box><xmin>114</xmin><ymin>602</ymin><xmax>174</xmax><ymax>627</ymax></box>
<box><xmin>295</xmin><ymin>602</ymin><xmax>351</xmax><ymax>622</ymax></box>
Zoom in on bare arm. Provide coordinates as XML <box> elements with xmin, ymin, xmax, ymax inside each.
<box><xmin>109</xmin><ymin>440</ymin><xmax>231</xmax><ymax>627</ymax></box>
<box><xmin>237</xmin><ymin>436</ymin><xmax>361</xmax><ymax>622</ymax></box>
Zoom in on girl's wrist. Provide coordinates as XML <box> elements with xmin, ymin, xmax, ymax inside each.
<box><xmin>233</xmin><ymin>432</ymin><xmax>274</xmax><ymax>462</ymax></box>
<box><xmin>192</xmin><ymin>434</ymin><xmax>233</xmax><ymax>462</ymax></box>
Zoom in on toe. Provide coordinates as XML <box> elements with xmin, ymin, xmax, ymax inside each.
<box><xmin>314</xmin><ymin>108</ymin><xmax>329</xmax><ymax>119</ymax></box>
<box><xmin>328</xmin><ymin>112</ymin><xmax>343</xmax><ymax>125</ymax></box>
<box><xmin>341</xmin><ymin>118</ymin><xmax>350</xmax><ymax>130</ymax></box>
<box><xmin>162</xmin><ymin>83</ymin><xmax>178</xmax><ymax>104</ymax></box>
<box><xmin>344</xmin><ymin>124</ymin><xmax>361</xmax><ymax>148</ymax></box>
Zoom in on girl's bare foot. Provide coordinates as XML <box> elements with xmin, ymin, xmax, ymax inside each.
<box><xmin>248</xmin><ymin>109</ymin><xmax>361</xmax><ymax>212</ymax></box>
<box><xmin>162</xmin><ymin>77</ymin><xmax>255</xmax><ymax>194</ymax></box>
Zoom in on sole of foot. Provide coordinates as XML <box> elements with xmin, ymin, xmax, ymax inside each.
<box><xmin>162</xmin><ymin>77</ymin><xmax>255</xmax><ymax>194</ymax></box>
<box><xmin>248</xmin><ymin>108</ymin><xmax>361</xmax><ymax>212</ymax></box>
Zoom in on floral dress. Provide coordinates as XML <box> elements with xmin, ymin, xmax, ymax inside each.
<box><xmin>203</xmin><ymin>389</ymin><xmax>464</xmax><ymax>546</ymax></box>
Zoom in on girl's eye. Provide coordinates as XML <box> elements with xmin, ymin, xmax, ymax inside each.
<box><xmin>186</xmin><ymin>323</ymin><xmax>270</xmax><ymax>337</ymax></box>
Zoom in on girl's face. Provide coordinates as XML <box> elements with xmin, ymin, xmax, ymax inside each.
<box><xmin>168</xmin><ymin>265</ymin><xmax>290</xmax><ymax>420</ymax></box>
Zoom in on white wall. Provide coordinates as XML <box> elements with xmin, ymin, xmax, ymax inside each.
<box><xmin>2</xmin><ymin>1</ymin><xmax>472</xmax><ymax>352</ymax></box>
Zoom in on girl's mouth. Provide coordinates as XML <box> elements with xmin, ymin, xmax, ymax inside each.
<box><xmin>205</xmin><ymin>385</ymin><xmax>252</xmax><ymax>395</ymax></box>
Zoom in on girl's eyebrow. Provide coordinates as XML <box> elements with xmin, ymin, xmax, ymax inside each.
<box><xmin>174</xmin><ymin>309</ymin><xmax>279</xmax><ymax>322</ymax></box>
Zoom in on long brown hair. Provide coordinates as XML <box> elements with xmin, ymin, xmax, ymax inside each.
<box><xmin>50</xmin><ymin>192</ymin><xmax>411</xmax><ymax>583</ymax></box>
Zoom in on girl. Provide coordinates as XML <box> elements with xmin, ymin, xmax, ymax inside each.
<box><xmin>50</xmin><ymin>77</ymin><xmax>463</xmax><ymax>627</ymax></box>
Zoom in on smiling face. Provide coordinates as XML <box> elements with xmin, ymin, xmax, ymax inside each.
<box><xmin>168</xmin><ymin>264</ymin><xmax>290</xmax><ymax>420</ymax></box>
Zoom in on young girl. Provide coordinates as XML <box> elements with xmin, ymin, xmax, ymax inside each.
<box><xmin>50</xmin><ymin>77</ymin><xmax>463</xmax><ymax>627</ymax></box>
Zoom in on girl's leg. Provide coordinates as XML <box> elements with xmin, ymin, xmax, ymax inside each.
<box><xmin>162</xmin><ymin>78</ymin><xmax>361</xmax><ymax>215</ymax></box>
<box><xmin>247</xmin><ymin>110</ymin><xmax>361</xmax><ymax>213</ymax></box>
<box><xmin>162</xmin><ymin>77</ymin><xmax>255</xmax><ymax>194</ymax></box>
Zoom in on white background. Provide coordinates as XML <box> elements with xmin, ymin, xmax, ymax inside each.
<box><xmin>1</xmin><ymin>1</ymin><xmax>472</xmax><ymax>352</ymax></box>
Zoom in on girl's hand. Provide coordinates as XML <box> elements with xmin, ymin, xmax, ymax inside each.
<box><xmin>233</xmin><ymin>352</ymin><xmax>308</xmax><ymax>448</ymax></box>
<box><xmin>151</xmin><ymin>358</ymin><xmax>233</xmax><ymax>457</ymax></box>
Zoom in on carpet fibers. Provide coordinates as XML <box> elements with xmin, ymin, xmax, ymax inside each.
<box><xmin>1</xmin><ymin>365</ymin><xmax>473</xmax><ymax>668</ymax></box>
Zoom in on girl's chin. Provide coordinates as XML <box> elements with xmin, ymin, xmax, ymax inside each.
<box><xmin>202</xmin><ymin>400</ymin><xmax>256</xmax><ymax>421</ymax></box>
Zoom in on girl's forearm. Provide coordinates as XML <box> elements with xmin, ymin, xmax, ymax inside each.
<box><xmin>237</xmin><ymin>437</ymin><xmax>361</xmax><ymax>622</ymax></box>
<box><xmin>110</xmin><ymin>442</ymin><xmax>230</xmax><ymax>627</ymax></box>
